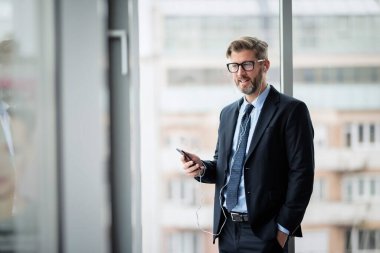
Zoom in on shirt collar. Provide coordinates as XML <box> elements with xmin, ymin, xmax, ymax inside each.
<box><xmin>242</xmin><ymin>84</ymin><xmax>270</xmax><ymax>110</ymax></box>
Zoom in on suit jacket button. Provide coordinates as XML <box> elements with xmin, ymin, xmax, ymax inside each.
<box><xmin>245</xmin><ymin>167</ymin><xmax>250</xmax><ymax>170</ymax></box>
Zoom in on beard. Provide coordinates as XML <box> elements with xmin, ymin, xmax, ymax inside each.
<box><xmin>236</xmin><ymin>69</ymin><xmax>264</xmax><ymax>95</ymax></box>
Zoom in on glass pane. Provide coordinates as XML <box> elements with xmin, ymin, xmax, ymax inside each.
<box><xmin>0</xmin><ymin>0</ymin><xmax>57</xmax><ymax>252</ymax></box>
<box><xmin>139</xmin><ymin>0</ymin><xmax>280</xmax><ymax>252</ymax></box>
<box><xmin>293</xmin><ymin>0</ymin><xmax>380</xmax><ymax>252</ymax></box>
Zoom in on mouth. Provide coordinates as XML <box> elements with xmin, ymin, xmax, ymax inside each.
<box><xmin>238</xmin><ymin>78</ymin><xmax>251</xmax><ymax>85</ymax></box>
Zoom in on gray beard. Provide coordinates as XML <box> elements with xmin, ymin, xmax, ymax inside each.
<box><xmin>237</xmin><ymin>69</ymin><xmax>264</xmax><ymax>96</ymax></box>
<box><xmin>241</xmin><ymin>80</ymin><xmax>258</xmax><ymax>95</ymax></box>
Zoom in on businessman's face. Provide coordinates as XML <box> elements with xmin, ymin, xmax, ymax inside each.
<box><xmin>229</xmin><ymin>49</ymin><xmax>267</xmax><ymax>100</ymax></box>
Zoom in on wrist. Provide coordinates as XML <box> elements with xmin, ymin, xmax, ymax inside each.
<box><xmin>198</xmin><ymin>166</ymin><xmax>205</xmax><ymax>177</ymax></box>
<box><xmin>198</xmin><ymin>161</ymin><xmax>206</xmax><ymax>176</ymax></box>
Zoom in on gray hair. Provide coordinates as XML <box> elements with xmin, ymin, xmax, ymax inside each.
<box><xmin>226</xmin><ymin>36</ymin><xmax>268</xmax><ymax>59</ymax></box>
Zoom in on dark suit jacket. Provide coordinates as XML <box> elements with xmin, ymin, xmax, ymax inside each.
<box><xmin>197</xmin><ymin>85</ymin><xmax>314</xmax><ymax>243</ymax></box>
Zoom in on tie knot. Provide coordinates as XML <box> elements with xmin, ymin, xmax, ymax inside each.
<box><xmin>244</xmin><ymin>104</ymin><xmax>254</xmax><ymax>115</ymax></box>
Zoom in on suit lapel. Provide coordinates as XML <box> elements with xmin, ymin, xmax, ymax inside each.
<box><xmin>246</xmin><ymin>86</ymin><xmax>280</xmax><ymax>160</ymax></box>
<box><xmin>224</xmin><ymin>98</ymin><xmax>243</xmax><ymax>164</ymax></box>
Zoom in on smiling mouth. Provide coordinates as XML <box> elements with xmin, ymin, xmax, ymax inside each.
<box><xmin>239</xmin><ymin>78</ymin><xmax>251</xmax><ymax>85</ymax></box>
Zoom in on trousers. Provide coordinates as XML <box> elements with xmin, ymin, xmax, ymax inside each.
<box><xmin>218</xmin><ymin>214</ymin><xmax>288</xmax><ymax>253</ymax></box>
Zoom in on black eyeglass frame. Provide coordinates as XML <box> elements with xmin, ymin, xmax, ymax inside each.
<box><xmin>226</xmin><ymin>59</ymin><xmax>265</xmax><ymax>73</ymax></box>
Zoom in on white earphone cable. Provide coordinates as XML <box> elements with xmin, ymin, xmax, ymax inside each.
<box><xmin>195</xmin><ymin>113</ymin><xmax>252</xmax><ymax>236</ymax></box>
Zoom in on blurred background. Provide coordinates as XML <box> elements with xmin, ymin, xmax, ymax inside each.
<box><xmin>0</xmin><ymin>0</ymin><xmax>379</xmax><ymax>252</ymax></box>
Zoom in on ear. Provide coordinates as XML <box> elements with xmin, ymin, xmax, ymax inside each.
<box><xmin>263</xmin><ymin>60</ymin><xmax>270</xmax><ymax>72</ymax></box>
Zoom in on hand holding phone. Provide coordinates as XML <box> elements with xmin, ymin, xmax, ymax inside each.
<box><xmin>176</xmin><ymin>148</ymin><xmax>205</xmax><ymax>177</ymax></box>
<box><xmin>176</xmin><ymin>148</ymin><xmax>193</xmax><ymax>162</ymax></box>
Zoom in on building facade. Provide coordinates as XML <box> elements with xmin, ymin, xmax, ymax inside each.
<box><xmin>139</xmin><ymin>0</ymin><xmax>380</xmax><ymax>252</ymax></box>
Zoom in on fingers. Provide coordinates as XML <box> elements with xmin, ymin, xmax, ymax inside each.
<box><xmin>180</xmin><ymin>155</ymin><xmax>189</xmax><ymax>163</ymax></box>
<box><xmin>180</xmin><ymin>152</ymin><xmax>196</xmax><ymax>163</ymax></box>
<box><xmin>178</xmin><ymin>151</ymin><xmax>205</xmax><ymax>177</ymax></box>
<box><xmin>182</xmin><ymin>159</ymin><xmax>204</xmax><ymax>177</ymax></box>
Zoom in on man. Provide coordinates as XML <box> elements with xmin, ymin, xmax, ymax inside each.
<box><xmin>180</xmin><ymin>36</ymin><xmax>314</xmax><ymax>253</ymax></box>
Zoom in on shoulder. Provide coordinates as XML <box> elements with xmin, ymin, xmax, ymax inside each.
<box><xmin>269</xmin><ymin>85</ymin><xmax>308</xmax><ymax>110</ymax></box>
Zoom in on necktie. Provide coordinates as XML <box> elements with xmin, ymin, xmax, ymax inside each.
<box><xmin>226</xmin><ymin>104</ymin><xmax>254</xmax><ymax>211</ymax></box>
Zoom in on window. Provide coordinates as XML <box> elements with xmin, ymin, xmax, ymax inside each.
<box><xmin>370</xmin><ymin>124</ymin><xmax>375</xmax><ymax>143</ymax></box>
<box><xmin>293</xmin><ymin>17</ymin><xmax>317</xmax><ymax>50</ymax></box>
<box><xmin>344</xmin><ymin>122</ymin><xmax>380</xmax><ymax>148</ymax></box>
<box><xmin>140</xmin><ymin>1</ymin><xmax>280</xmax><ymax>253</ymax></box>
<box><xmin>345</xmin><ymin>228</ymin><xmax>380</xmax><ymax>252</ymax></box>
<box><xmin>167</xmin><ymin>68</ymin><xmax>229</xmax><ymax>86</ymax></box>
<box><xmin>358</xmin><ymin>230</ymin><xmax>378</xmax><ymax>250</ymax></box>
<box><xmin>343</xmin><ymin>180</ymin><xmax>353</xmax><ymax>202</ymax></box>
<box><xmin>167</xmin><ymin>231</ymin><xmax>202</xmax><ymax>253</ymax></box>
<box><xmin>358</xmin><ymin>178</ymin><xmax>364</xmax><ymax>196</ymax></box>
<box><xmin>0</xmin><ymin>1</ymin><xmax>57</xmax><ymax>251</ymax></box>
<box><xmin>164</xmin><ymin>16</ymin><xmax>267</xmax><ymax>56</ymax></box>
<box><xmin>167</xmin><ymin>177</ymin><xmax>199</xmax><ymax>206</ymax></box>
<box><xmin>345</xmin><ymin>124</ymin><xmax>352</xmax><ymax>148</ymax></box>
<box><xmin>139</xmin><ymin>1</ymin><xmax>380</xmax><ymax>253</ymax></box>
<box><xmin>294</xmin><ymin>67</ymin><xmax>380</xmax><ymax>84</ymax></box>
<box><xmin>358</xmin><ymin>124</ymin><xmax>364</xmax><ymax>143</ymax></box>
<box><xmin>370</xmin><ymin>179</ymin><xmax>376</xmax><ymax>196</ymax></box>
<box><xmin>293</xmin><ymin>15</ymin><xmax>380</xmax><ymax>53</ymax></box>
<box><xmin>342</xmin><ymin>176</ymin><xmax>380</xmax><ymax>202</ymax></box>
<box><xmin>345</xmin><ymin>229</ymin><xmax>352</xmax><ymax>252</ymax></box>
<box><xmin>314</xmin><ymin>124</ymin><xmax>328</xmax><ymax>148</ymax></box>
<box><xmin>312</xmin><ymin>178</ymin><xmax>326</xmax><ymax>201</ymax></box>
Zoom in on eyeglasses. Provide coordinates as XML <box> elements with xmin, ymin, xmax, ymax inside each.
<box><xmin>226</xmin><ymin>59</ymin><xmax>265</xmax><ymax>73</ymax></box>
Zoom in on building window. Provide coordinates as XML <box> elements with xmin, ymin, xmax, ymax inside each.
<box><xmin>358</xmin><ymin>230</ymin><xmax>377</xmax><ymax>250</ymax></box>
<box><xmin>344</xmin><ymin>122</ymin><xmax>380</xmax><ymax>148</ymax></box>
<box><xmin>167</xmin><ymin>68</ymin><xmax>229</xmax><ymax>86</ymax></box>
<box><xmin>343</xmin><ymin>180</ymin><xmax>353</xmax><ymax>202</ymax></box>
<box><xmin>346</xmin><ymin>229</ymin><xmax>380</xmax><ymax>252</ymax></box>
<box><xmin>293</xmin><ymin>66</ymin><xmax>380</xmax><ymax>84</ymax></box>
<box><xmin>167</xmin><ymin>177</ymin><xmax>198</xmax><ymax>206</ymax></box>
<box><xmin>314</xmin><ymin>124</ymin><xmax>328</xmax><ymax>148</ymax></box>
<box><xmin>358</xmin><ymin>124</ymin><xmax>364</xmax><ymax>143</ymax></box>
<box><xmin>358</xmin><ymin>178</ymin><xmax>364</xmax><ymax>196</ymax></box>
<box><xmin>295</xmin><ymin>17</ymin><xmax>317</xmax><ymax>49</ymax></box>
<box><xmin>164</xmin><ymin>16</ymin><xmax>266</xmax><ymax>56</ymax></box>
<box><xmin>345</xmin><ymin>230</ymin><xmax>352</xmax><ymax>252</ymax></box>
<box><xmin>167</xmin><ymin>231</ymin><xmax>202</xmax><ymax>253</ymax></box>
<box><xmin>343</xmin><ymin>176</ymin><xmax>380</xmax><ymax>202</ymax></box>
<box><xmin>165</xmin><ymin>133</ymin><xmax>200</xmax><ymax>152</ymax></box>
<box><xmin>370</xmin><ymin>124</ymin><xmax>375</xmax><ymax>143</ymax></box>
<box><xmin>345</xmin><ymin>124</ymin><xmax>352</xmax><ymax>147</ymax></box>
<box><xmin>312</xmin><ymin>178</ymin><xmax>326</xmax><ymax>201</ymax></box>
<box><xmin>370</xmin><ymin>179</ymin><xmax>376</xmax><ymax>196</ymax></box>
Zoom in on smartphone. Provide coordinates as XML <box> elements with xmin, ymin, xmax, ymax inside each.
<box><xmin>176</xmin><ymin>148</ymin><xmax>193</xmax><ymax>162</ymax></box>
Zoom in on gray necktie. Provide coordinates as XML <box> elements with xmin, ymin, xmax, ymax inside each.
<box><xmin>226</xmin><ymin>104</ymin><xmax>254</xmax><ymax>211</ymax></box>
